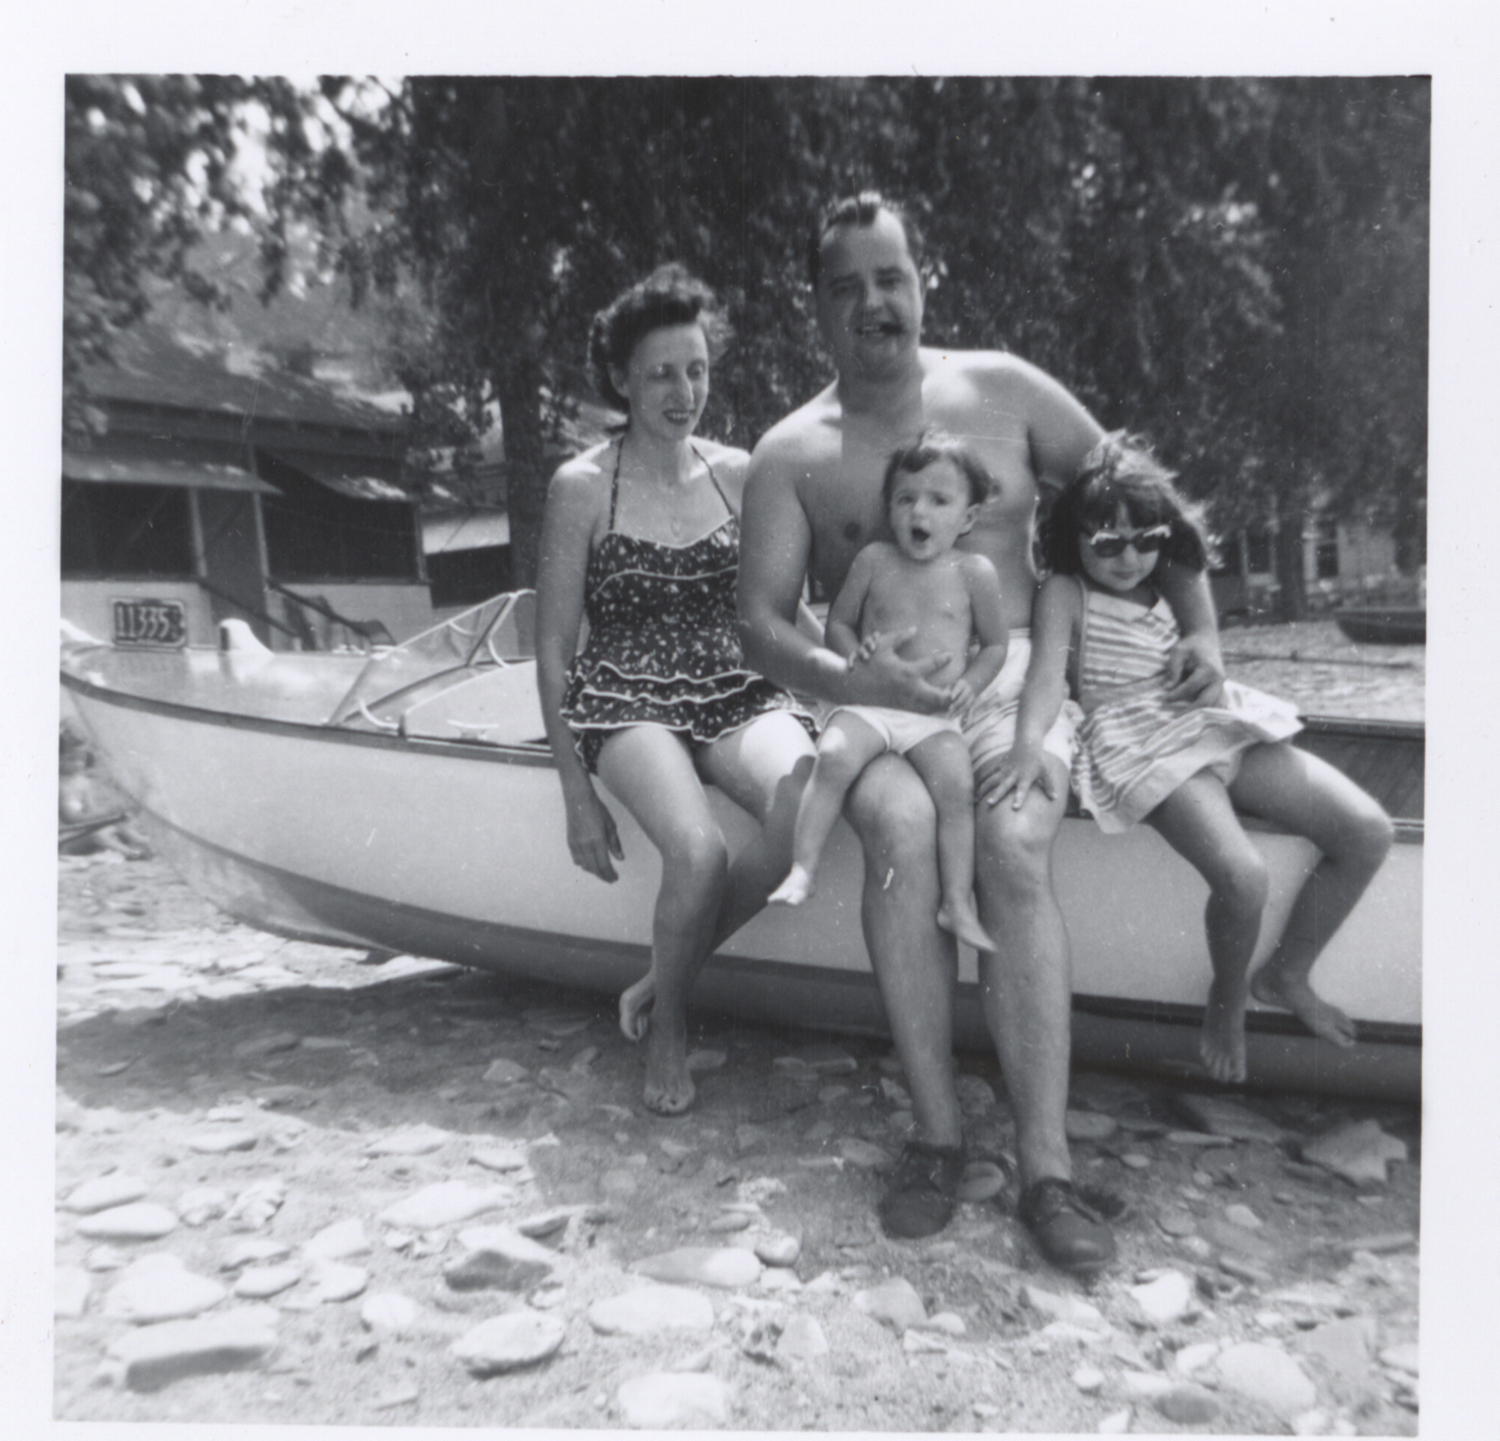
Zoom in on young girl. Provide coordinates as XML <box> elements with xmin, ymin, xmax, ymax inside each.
<box><xmin>769</xmin><ymin>430</ymin><xmax>1008</xmax><ymax>953</ymax></box>
<box><xmin>991</xmin><ymin>432</ymin><xmax>1394</xmax><ymax>1083</ymax></box>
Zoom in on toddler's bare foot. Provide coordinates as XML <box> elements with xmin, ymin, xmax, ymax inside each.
<box><xmin>769</xmin><ymin>864</ymin><xmax>815</xmax><ymax>907</ymax></box>
<box><xmin>642</xmin><ymin>1011</ymin><xmax>695</xmax><ymax>1116</ymax></box>
<box><xmin>1250</xmin><ymin>967</ymin><xmax>1356</xmax><ymax>1047</ymax></box>
<box><xmin>936</xmin><ymin>897</ymin><xmax>995</xmax><ymax>953</ymax></box>
<box><xmin>619</xmin><ymin>973</ymin><xmax>655</xmax><ymax>1042</ymax></box>
<box><xmin>1199</xmin><ymin>974</ymin><xmax>1248</xmax><ymax>1084</ymax></box>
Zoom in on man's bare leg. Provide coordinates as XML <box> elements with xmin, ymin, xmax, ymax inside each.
<box><xmin>975</xmin><ymin>755</ymin><xmax>1116</xmax><ymax>1272</ymax></box>
<box><xmin>846</xmin><ymin>755</ymin><xmax>967</xmax><ymax>1238</ymax></box>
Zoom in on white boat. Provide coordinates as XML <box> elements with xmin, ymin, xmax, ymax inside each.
<box><xmin>60</xmin><ymin>592</ymin><xmax>1423</xmax><ymax>1101</ymax></box>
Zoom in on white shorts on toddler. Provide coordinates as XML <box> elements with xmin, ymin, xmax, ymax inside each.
<box><xmin>824</xmin><ymin>703</ymin><xmax>963</xmax><ymax>756</ymax></box>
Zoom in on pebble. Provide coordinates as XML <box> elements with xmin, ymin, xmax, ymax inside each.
<box><xmin>227</xmin><ymin>1177</ymin><xmax>286</xmax><ymax>1229</ymax></box>
<box><xmin>1301</xmin><ymin>1120</ymin><xmax>1408</xmax><ymax>1186</ymax></box>
<box><xmin>444</xmin><ymin>1234</ymin><xmax>557</xmax><ymax>1293</ymax></box>
<box><xmin>379</xmin><ymin>1182</ymin><xmax>511</xmax><ymax>1230</ymax></box>
<box><xmin>482</xmin><ymin>1058</ymin><xmax>531</xmax><ymax>1085</ymax></box>
<box><xmin>957</xmin><ymin>1160</ymin><xmax>1009</xmax><ymax>1202</ymax></box>
<box><xmin>1225</xmin><ymin>1203</ymin><xmax>1263</xmax><ymax>1229</ymax></box>
<box><xmin>853</xmin><ymin>1276</ymin><xmax>928</xmax><ymax>1332</ymax></box>
<box><xmin>839</xmin><ymin>1138</ymin><xmax>889</xmax><ymax>1168</ymax></box>
<box><xmin>755</xmin><ymin>1232</ymin><xmax>802</xmax><ymax>1267</ymax></box>
<box><xmin>902</xmin><ymin>1328</ymin><xmax>947</xmax><ymax>1354</ymax></box>
<box><xmin>1073</xmin><ymin>1364</ymin><xmax>1105</xmax><ymax>1392</ymax></box>
<box><xmin>617</xmin><ymin>1371</ymin><xmax>731</xmax><ymax>1428</ymax></box>
<box><xmin>232</xmin><ymin>1031</ymin><xmax>300</xmax><ymax>1059</ymax></box>
<box><xmin>56</xmin><ymin>1265</ymin><xmax>92</xmax><ymax>1318</ymax></box>
<box><xmin>176</xmin><ymin>1187</ymin><xmax>230</xmax><ymax>1226</ymax></box>
<box><xmin>759</xmin><ymin>1268</ymin><xmax>802</xmax><ymax>1293</ymax></box>
<box><xmin>1156</xmin><ymin>1388</ymin><xmax>1221</xmax><ymax>1425</ymax></box>
<box><xmin>306</xmin><ymin>1260</ymin><xmax>369</xmax><ymax>1304</ymax></box>
<box><xmin>361</xmin><ymin>1292</ymin><xmax>424</xmax><ymax>1335</ymax></box>
<box><xmin>588</xmin><ymin>1285</ymin><xmax>715</xmax><ymax>1336</ymax></box>
<box><xmin>1175</xmin><ymin>1341</ymin><xmax>1221</xmax><ymax>1374</ymax></box>
<box><xmin>366</xmin><ymin>1124</ymin><xmax>454</xmax><ymax>1156</ymax></box>
<box><xmin>187</xmin><ymin>1128</ymin><xmax>259</xmax><ymax>1154</ymax></box>
<box><xmin>233</xmin><ymin>1264</ymin><xmax>305</xmax><ymax>1299</ymax></box>
<box><xmin>1122</xmin><ymin>1370</ymin><xmax>1175</xmax><ymax>1398</ymax></box>
<box><xmin>1097</xmin><ymin>1406</ymin><xmax>1133</xmax><ymax>1433</ymax></box>
<box><xmin>1380</xmin><ymin>1342</ymin><xmax>1419</xmax><ymax>1376</ymax></box>
<box><xmin>685</xmin><ymin>1048</ymin><xmax>727</xmax><ymax>1073</ymax></box>
<box><xmin>60</xmin><ymin>1171</ymin><xmax>149</xmax><ymax>1214</ymax></box>
<box><xmin>303</xmin><ymin>1217</ymin><xmax>370</xmax><ymax>1261</ymax></box>
<box><xmin>777</xmin><ymin>1313</ymin><xmax>829</xmax><ymax>1359</ymax></box>
<box><xmin>708</xmin><ymin>1212</ymin><xmax>751</xmax><ymax>1233</ymax></box>
<box><xmin>450</xmin><ymin>1311</ymin><xmax>566</xmax><ymax>1375</ymax></box>
<box><xmin>1295</xmin><ymin>1315</ymin><xmax>1377</xmax><ymax>1386</ymax></box>
<box><xmin>1156</xmin><ymin>1206</ymin><xmax>1197</xmax><ymax>1237</ymax></box>
<box><xmin>101</xmin><ymin>1308</ymin><xmax>279</xmax><ymax>1391</ymax></box>
<box><xmin>1129</xmin><ymin>1271</ymin><xmax>1196</xmax><ymax>1326</ymax></box>
<box><xmin>1172</xmin><ymin>1093</ymin><xmax>1286</xmax><ymax>1142</ymax></box>
<box><xmin>221</xmin><ymin>1238</ymin><xmax>292</xmax><ymax>1272</ymax></box>
<box><xmin>632</xmin><ymin>1247</ymin><xmax>762</xmax><ymax>1289</ymax></box>
<box><xmin>1065</xmin><ymin>1109</ymin><xmax>1118</xmax><ymax>1142</ymax></box>
<box><xmin>921</xmin><ymin>1311</ymin><xmax>968</xmax><ymax>1336</ymax></box>
<box><xmin>77</xmin><ymin>1202</ymin><xmax>179</xmax><ymax>1241</ymax></box>
<box><xmin>470</xmin><ymin>1145</ymin><xmax>528</xmax><ymax>1173</ymax></box>
<box><xmin>85</xmin><ymin>1245</ymin><xmax>130</xmax><ymax>1272</ymax></box>
<box><xmin>1021</xmin><ymin>1284</ymin><xmax>1103</xmax><ymax>1325</ymax></box>
<box><xmin>1120</xmin><ymin>1152</ymin><xmax>1152</xmax><ymax>1170</ymax></box>
<box><xmin>1216</xmin><ymin>1341</ymin><xmax>1319</xmax><ymax>1419</ymax></box>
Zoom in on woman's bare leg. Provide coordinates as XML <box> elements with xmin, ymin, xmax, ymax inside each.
<box><xmin>596</xmin><ymin>726</ymin><xmax>729</xmax><ymax>1114</ymax></box>
<box><xmin>1231</xmin><ymin>743</ymin><xmax>1394</xmax><ymax>1045</ymax></box>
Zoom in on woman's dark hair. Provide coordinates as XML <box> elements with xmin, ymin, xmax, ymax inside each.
<box><xmin>1039</xmin><ymin>431</ymin><xmax>1215</xmax><ymax>575</ymax></box>
<box><xmin>882</xmin><ymin>427</ymin><xmax>995</xmax><ymax>512</ymax></box>
<box><xmin>807</xmin><ymin>190</ymin><xmax>926</xmax><ymax>287</ymax></box>
<box><xmin>586</xmin><ymin>263</ymin><xmax>731</xmax><ymax>412</ymax></box>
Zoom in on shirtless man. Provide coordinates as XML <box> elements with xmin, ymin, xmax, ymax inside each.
<box><xmin>738</xmin><ymin>192</ymin><xmax>1225</xmax><ymax>1272</ymax></box>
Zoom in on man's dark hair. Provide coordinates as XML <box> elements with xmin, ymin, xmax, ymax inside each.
<box><xmin>807</xmin><ymin>190</ymin><xmax>926</xmax><ymax>287</ymax></box>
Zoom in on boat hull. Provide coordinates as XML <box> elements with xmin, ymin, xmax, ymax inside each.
<box><xmin>62</xmin><ymin>648</ymin><xmax>1423</xmax><ymax>1101</ymax></box>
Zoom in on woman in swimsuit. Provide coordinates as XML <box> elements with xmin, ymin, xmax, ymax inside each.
<box><xmin>535</xmin><ymin>265</ymin><xmax>817</xmax><ymax>1115</ymax></box>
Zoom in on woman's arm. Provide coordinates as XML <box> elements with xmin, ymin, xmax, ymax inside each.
<box><xmin>974</xmin><ymin>574</ymin><xmax>1079</xmax><ymax>807</ymax></box>
<box><xmin>534</xmin><ymin>461</ymin><xmax>623</xmax><ymax>881</ymax></box>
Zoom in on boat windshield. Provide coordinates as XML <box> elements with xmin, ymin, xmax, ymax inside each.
<box><xmin>329</xmin><ymin>591</ymin><xmax>536</xmax><ymax>728</ymax></box>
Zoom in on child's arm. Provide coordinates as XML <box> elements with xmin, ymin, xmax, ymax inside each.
<box><xmin>824</xmin><ymin>547</ymin><xmax>876</xmax><ymax>663</ymax></box>
<box><xmin>950</xmin><ymin>554</ymin><xmax>1009</xmax><ymax>714</ymax></box>
<box><xmin>975</xmin><ymin>574</ymin><xmax>1079</xmax><ymax>810</ymax></box>
<box><xmin>1156</xmin><ymin>560</ymin><xmax>1225</xmax><ymax>706</ymax></box>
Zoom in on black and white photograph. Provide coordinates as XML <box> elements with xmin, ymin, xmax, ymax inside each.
<box><xmin>12</xmin><ymin>5</ymin><xmax>1497</xmax><ymax>1436</ymax></box>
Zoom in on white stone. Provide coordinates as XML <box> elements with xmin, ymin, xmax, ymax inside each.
<box><xmin>685</xmin><ymin>1049</ymin><xmax>727</xmax><ymax>1073</ymax></box>
<box><xmin>755</xmin><ymin>1232</ymin><xmax>802</xmax><ymax>1267</ymax></box>
<box><xmin>366</xmin><ymin>1124</ymin><xmax>455</xmax><ymax>1157</ymax></box>
<box><xmin>853</xmin><ymin>1276</ymin><xmax>928</xmax><ymax>1332</ymax></box>
<box><xmin>839</xmin><ymin>1138</ymin><xmax>890</xmax><ymax>1168</ymax></box>
<box><xmin>483</xmin><ymin>1058</ymin><xmax>530</xmax><ymax>1085</ymax></box>
<box><xmin>307</xmin><ymin>1260</ymin><xmax>368</xmax><ymax>1303</ymax></box>
<box><xmin>233</xmin><ymin>1264</ymin><xmax>305</xmax><ymax>1299</ymax></box>
<box><xmin>957</xmin><ymin>1160</ymin><xmax>1009</xmax><ymax>1202</ymax></box>
<box><xmin>1073</xmin><ymin>1364</ymin><xmax>1105</xmax><ymax>1393</ymax></box>
<box><xmin>379</xmin><ymin>1182</ymin><xmax>511</xmax><ymax>1230</ymax></box>
<box><xmin>56</xmin><ymin>1265</ymin><xmax>91</xmax><ymax>1318</ymax></box>
<box><xmin>101</xmin><ymin>1309</ymin><xmax>278</xmax><ymax>1390</ymax></box>
<box><xmin>77</xmin><ymin>1202</ymin><xmax>179</xmax><ymax>1241</ymax></box>
<box><xmin>1065</xmin><ymin>1109</ymin><xmax>1118</xmax><ymax>1142</ymax></box>
<box><xmin>361</xmin><ymin>1291</ymin><xmax>423</xmax><ymax>1335</ymax></box>
<box><xmin>1225</xmin><ymin>1203</ymin><xmax>1263</xmax><ymax>1230</ymax></box>
<box><xmin>470</xmin><ymin>1145</ymin><xmax>528</xmax><ymax>1173</ymax></box>
<box><xmin>631</xmin><ymin>1246</ymin><xmax>762</xmax><ymax>1289</ymax></box>
<box><xmin>617</xmin><ymin>1371</ymin><xmax>731</xmax><ymax>1428</ymax></box>
<box><xmin>451</xmin><ymin>1311</ymin><xmax>566</xmax><ymax>1375</ymax></box>
<box><xmin>187</xmin><ymin>1128</ymin><xmax>259</xmax><ymax>1154</ymax></box>
<box><xmin>1301</xmin><ymin>1120</ymin><xmax>1408</xmax><ymax>1186</ymax></box>
<box><xmin>227</xmin><ymin>1177</ymin><xmax>286</xmax><ymax>1229</ymax></box>
<box><xmin>104</xmin><ymin>1259</ymin><xmax>229</xmax><ymax>1324</ymax></box>
<box><xmin>1021</xmin><ymin>1284</ymin><xmax>1103</xmax><ymax>1325</ymax></box>
<box><xmin>1129</xmin><ymin>1270</ymin><xmax>1196</xmax><ymax>1326</ymax></box>
<box><xmin>61</xmin><ymin>1171</ymin><xmax>149</xmax><ymax>1214</ymax></box>
<box><xmin>1097</xmin><ymin>1407</ymin><xmax>1133</xmax><ymax>1434</ymax></box>
<box><xmin>588</xmin><ymin>1285</ymin><xmax>715</xmax><ymax>1336</ymax></box>
<box><xmin>1216</xmin><ymin>1342</ymin><xmax>1319</xmax><ymax>1420</ymax></box>
<box><xmin>1122</xmin><ymin>1370</ymin><xmax>1175</xmax><ymax>1398</ymax></box>
<box><xmin>303</xmin><ymin>1217</ymin><xmax>371</xmax><ymax>1261</ymax></box>
<box><xmin>1175</xmin><ymin>1341</ymin><xmax>1221</xmax><ymax>1375</ymax></box>
<box><xmin>777</xmin><ymin>1313</ymin><xmax>829</xmax><ymax>1359</ymax></box>
<box><xmin>176</xmin><ymin>1187</ymin><xmax>231</xmax><ymax>1226</ymax></box>
<box><xmin>221</xmin><ymin>1238</ymin><xmax>292</xmax><ymax>1271</ymax></box>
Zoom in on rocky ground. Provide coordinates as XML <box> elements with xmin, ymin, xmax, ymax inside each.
<box><xmin>55</xmin><ymin>849</ymin><xmax>1421</xmax><ymax>1434</ymax></box>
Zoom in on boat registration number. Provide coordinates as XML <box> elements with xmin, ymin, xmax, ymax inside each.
<box><xmin>112</xmin><ymin>597</ymin><xmax>187</xmax><ymax>649</ymax></box>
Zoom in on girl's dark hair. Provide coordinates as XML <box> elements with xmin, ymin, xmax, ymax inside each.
<box><xmin>882</xmin><ymin>427</ymin><xmax>996</xmax><ymax>512</ymax></box>
<box><xmin>586</xmin><ymin>264</ymin><xmax>731</xmax><ymax>412</ymax></box>
<box><xmin>1039</xmin><ymin>431</ymin><xmax>1214</xmax><ymax>575</ymax></box>
<box><xmin>807</xmin><ymin>190</ymin><xmax>926</xmax><ymax>287</ymax></box>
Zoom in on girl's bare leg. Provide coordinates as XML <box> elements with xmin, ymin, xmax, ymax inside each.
<box><xmin>768</xmin><ymin>713</ymin><xmax>887</xmax><ymax>905</ymax></box>
<box><xmin>596</xmin><ymin>726</ymin><xmax>729</xmax><ymax>1114</ymax></box>
<box><xmin>1148</xmin><ymin>773</ymin><xmax>1270</xmax><ymax>1084</ymax></box>
<box><xmin>906</xmin><ymin>730</ymin><xmax>993</xmax><ymax>952</ymax></box>
<box><xmin>1230</xmin><ymin>743</ymin><xmax>1394</xmax><ymax>1046</ymax></box>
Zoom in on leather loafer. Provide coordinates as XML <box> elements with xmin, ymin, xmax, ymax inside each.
<box><xmin>878</xmin><ymin>1140</ymin><xmax>966</xmax><ymax>1239</ymax></box>
<box><xmin>1017</xmin><ymin>1177</ymin><xmax>1120</xmax><ymax>1273</ymax></box>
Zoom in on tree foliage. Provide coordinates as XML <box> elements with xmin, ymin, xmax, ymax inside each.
<box><xmin>63</xmin><ymin>75</ymin><xmax>1429</xmax><ymax>614</ymax></box>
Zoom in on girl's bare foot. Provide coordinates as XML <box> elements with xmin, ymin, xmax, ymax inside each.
<box><xmin>1199</xmin><ymin>974</ymin><xmax>1248</xmax><ymax>1084</ymax></box>
<box><xmin>769</xmin><ymin>864</ymin><xmax>815</xmax><ymax>907</ymax></box>
<box><xmin>936</xmin><ymin>897</ymin><xmax>995</xmax><ymax>953</ymax></box>
<box><xmin>619</xmin><ymin>972</ymin><xmax>655</xmax><ymax>1042</ymax></box>
<box><xmin>1251</xmin><ymin>967</ymin><xmax>1357</xmax><ymax>1047</ymax></box>
<box><xmin>642</xmin><ymin>1011</ymin><xmax>695</xmax><ymax>1116</ymax></box>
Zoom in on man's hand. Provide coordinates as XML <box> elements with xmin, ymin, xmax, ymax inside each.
<box><xmin>975</xmin><ymin>741</ymin><xmax>1056</xmax><ymax>810</ymax></box>
<box><xmin>1164</xmin><ymin>631</ymin><xmax>1226</xmax><ymax>707</ymax></box>
<box><xmin>846</xmin><ymin>627</ymin><xmax>952</xmax><ymax>713</ymax></box>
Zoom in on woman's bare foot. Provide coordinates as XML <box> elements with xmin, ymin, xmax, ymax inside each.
<box><xmin>1199</xmin><ymin>973</ymin><xmax>1249</xmax><ymax>1084</ymax></box>
<box><xmin>619</xmin><ymin>972</ymin><xmax>655</xmax><ymax>1042</ymax></box>
<box><xmin>936</xmin><ymin>897</ymin><xmax>995</xmax><ymax>953</ymax></box>
<box><xmin>768</xmin><ymin>864</ymin><xmax>815</xmax><ymax>907</ymax></box>
<box><xmin>642</xmin><ymin>1011</ymin><xmax>695</xmax><ymax>1116</ymax></box>
<box><xmin>1250</xmin><ymin>966</ymin><xmax>1357</xmax><ymax>1047</ymax></box>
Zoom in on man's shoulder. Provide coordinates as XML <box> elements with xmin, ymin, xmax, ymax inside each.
<box><xmin>751</xmin><ymin>384</ymin><xmax>842</xmax><ymax>467</ymax></box>
<box><xmin>923</xmin><ymin>346</ymin><xmax>1062</xmax><ymax>394</ymax></box>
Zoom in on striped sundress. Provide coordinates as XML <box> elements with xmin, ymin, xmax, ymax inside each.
<box><xmin>1070</xmin><ymin>580</ymin><xmax>1301</xmax><ymax>832</ymax></box>
<box><xmin>561</xmin><ymin>444</ymin><xmax>816</xmax><ymax>774</ymax></box>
